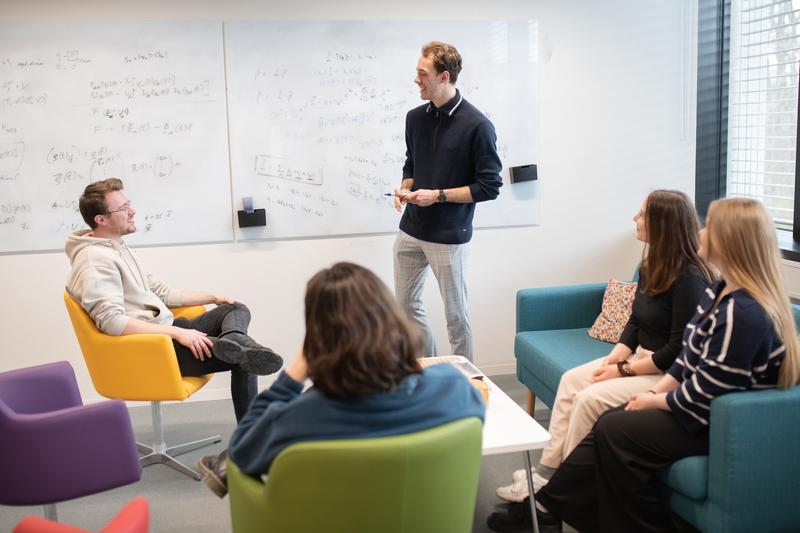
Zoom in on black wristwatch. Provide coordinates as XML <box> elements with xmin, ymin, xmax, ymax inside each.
<box><xmin>617</xmin><ymin>361</ymin><xmax>636</xmax><ymax>377</ymax></box>
<box><xmin>438</xmin><ymin>189</ymin><xmax>447</xmax><ymax>203</ymax></box>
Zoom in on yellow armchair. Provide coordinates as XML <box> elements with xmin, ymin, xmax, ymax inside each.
<box><xmin>64</xmin><ymin>292</ymin><xmax>222</xmax><ymax>479</ymax></box>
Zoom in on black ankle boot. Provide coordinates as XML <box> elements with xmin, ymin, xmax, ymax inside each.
<box><xmin>215</xmin><ymin>333</ymin><xmax>283</xmax><ymax>375</ymax></box>
<box><xmin>487</xmin><ymin>498</ymin><xmax>562</xmax><ymax>533</ymax></box>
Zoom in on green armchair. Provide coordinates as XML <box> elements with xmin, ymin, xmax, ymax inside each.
<box><xmin>228</xmin><ymin>417</ymin><xmax>483</xmax><ymax>533</ymax></box>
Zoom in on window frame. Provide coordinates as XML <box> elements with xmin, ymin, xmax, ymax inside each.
<box><xmin>696</xmin><ymin>0</ymin><xmax>800</xmax><ymax>261</ymax></box>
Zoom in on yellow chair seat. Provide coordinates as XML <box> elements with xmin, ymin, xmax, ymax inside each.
<box><xmin>64</xmin><ymin>293</ymin><xmax>211</xmax><ymax>401</ymax></box>
<box><xmin>64</xmin><ymin>292</ymin><xmax>222</xmax><ymax>479</ymax></box>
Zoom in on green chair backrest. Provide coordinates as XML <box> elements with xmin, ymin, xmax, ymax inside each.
<box><xmin>228</xmin><ymin>416</ymin><xmax>483</xmax><ymax>533</ymax></box>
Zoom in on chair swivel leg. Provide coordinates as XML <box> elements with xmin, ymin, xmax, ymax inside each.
<box><xmin>136</xmin><ymin>401</ymin><xmax>222</xmax><ymax>480</ymax></box>
<box><xmin>43</xmin><ymin>503</ymin><xmax>57</xmax><ymax>521</ymax></box>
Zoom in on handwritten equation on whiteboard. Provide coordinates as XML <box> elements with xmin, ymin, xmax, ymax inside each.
<box><xmin>226</xmin><ymin>23</ymin><xmax>419</xmax><ymax>240</ymax></box>
<box><xmin>0</xmin><ymin>22</ymin><xmax>232</xmax><ymax>252</ymax></box>
<box><xmin>226</xmin><ymin>20</ymin><xmax>539</xmax><ymax>240</ymax></box>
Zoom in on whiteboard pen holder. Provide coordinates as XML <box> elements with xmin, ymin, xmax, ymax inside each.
<box><xmin>237</xmin><ymin>209</ymin><xmax>266</xmax><ymax>228</ymax></box>
<box><xmin>509</xmin><ymin>164</ymin><xmax>538</xmax><ymax>184</ymax></box>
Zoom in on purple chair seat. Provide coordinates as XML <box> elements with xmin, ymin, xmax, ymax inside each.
<box><xmin>0</xmin><ymin>361</ymin><xmax>141</xmax><ymax>519</ymax></box>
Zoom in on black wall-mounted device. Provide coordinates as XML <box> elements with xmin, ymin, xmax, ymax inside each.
<box><xmin>509</xmin><ymin>164</ymin><xmax>538</xmax><ymax>184</ymax></box>
<box><xmin>237</xmin><ymin>208</ymin><xmax>266</xmax><ymax>228</ymax></box>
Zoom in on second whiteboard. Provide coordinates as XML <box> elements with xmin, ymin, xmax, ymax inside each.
<box><xmin>226</xmin><ymin>20</ymin><xmax>539</xmax><ymax>240</ymax></box>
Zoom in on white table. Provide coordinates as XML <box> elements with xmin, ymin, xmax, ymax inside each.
<box><xmin>420</xmin><ymin>357</ymin><xmax>551</xmax><ymax>533</ymax></box>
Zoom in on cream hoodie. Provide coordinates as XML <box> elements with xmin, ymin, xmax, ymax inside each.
<box><xmin>65</xmin><ymin>229</ymin><xmax>184</xmax><ymax>335</ymax></box>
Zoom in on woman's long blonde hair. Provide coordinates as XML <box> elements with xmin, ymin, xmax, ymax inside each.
<box><xmin>707</xmin><ymin>198</ymin><xmax>800</xmax><ymax>388</ymax></box>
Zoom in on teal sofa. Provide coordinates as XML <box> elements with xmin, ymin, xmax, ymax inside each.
<box><xmin>515</xmin><ymin>281</ymin><xmax>800</xmax><ymax>532</ymax></box>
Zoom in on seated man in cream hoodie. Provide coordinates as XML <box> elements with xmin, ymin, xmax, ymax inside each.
<box><xmin>65</xmin><ymin>177</ymin><xmax>282</xmax><ymax>422</ymax></box>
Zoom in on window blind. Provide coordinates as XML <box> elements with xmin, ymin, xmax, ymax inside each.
<box><xmin>727</xmin><ymin>0</ymin><xmax>800</xmax><ymax>230</ymax></box>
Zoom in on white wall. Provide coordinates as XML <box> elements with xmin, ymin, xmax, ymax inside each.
<box><xmin>782</xmin><ymin>260</ymin><xmax>800</xmax><ymax>300</ymax></box>
<box><xmin>0</xmin><ymin>0</ymin><xmax>698</xmax><ymax>405</ymax></box>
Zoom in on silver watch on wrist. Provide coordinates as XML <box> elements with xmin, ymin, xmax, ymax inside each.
<box><xmin>438</xmin><ymin>189</ymin><xmax>447</xmax><ymax>203</ymax></box>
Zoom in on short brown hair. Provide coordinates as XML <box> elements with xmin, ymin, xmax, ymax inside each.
<box><xmin>303</xmin><ymin>262</ymin><xmax>423</xmax><ymax>398</ymax></box>
<box><xmin>79</xmin><ymin>178</ymin><xmax>124</xmax><ymax>229</ymax></box>
<box><xmin>422</xmin><ymin>41</ymin><xmax>462</xmax><ymax>84</ymax></box>
<box><xmin>640</xmin><ymin>189</ymin><xmax>714</xmax><ymax>294</ymax></box>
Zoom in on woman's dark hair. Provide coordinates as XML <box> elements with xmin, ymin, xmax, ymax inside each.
<box><xmin>303</xmin><ymin>262</ymin><xmax>422</xmax><ymax>398</ymax></box>
<box><xmin>640</xmin><ymin>190</ymin><xmax>714</xmax><ymax>294</ymax></box>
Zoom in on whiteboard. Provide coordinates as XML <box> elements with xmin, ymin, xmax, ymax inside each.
<box><xmin>0</xmin><ymin>22</ymin><xmax>232</xmax><ymax>253</ymax></box>
<box><xmin>225</xmin><ymin>20</ymin><xmax>539</xmax><ymax>240</ymax></box>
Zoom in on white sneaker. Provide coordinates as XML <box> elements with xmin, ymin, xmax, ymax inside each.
<box><xmin>495</xmin><ymin>467</ymin><xmax>550</xmax><ymax>502</ymax></box>
<box><xmin>511</xmin><ymin>468</ymin><xmax>529</xmax><ymax>483</ymax></box>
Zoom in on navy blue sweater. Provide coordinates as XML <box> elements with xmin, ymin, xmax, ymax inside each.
<box><xmin>400</xmin><ymin>90</ymin><xmax>502</xmax><ymax>244</ymax></box>
<box><xmin>666</xmin><ymin>281</ymin><xmax>785</xmax><ymax>433</ymax></box>
<box><xmin>228</xmin><ymin>363</ymin><xmax>485</xmax><ymax>477</ymax></box>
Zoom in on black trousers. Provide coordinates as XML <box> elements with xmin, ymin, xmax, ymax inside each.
<box><xmin>537</xmin><ymin>405</ymin><xmax>709</xmax><ymax>533</ymax></box>
<box><xmin>171</xmin><ymin>302</ymin><xmax>257</xmax><ymax>422</ymax></box>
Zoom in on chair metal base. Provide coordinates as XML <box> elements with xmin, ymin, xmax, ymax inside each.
<box><xmin>43</xmin><ymin>503</ymin><xmax>57</xmax><ymax>521</ymax></box>
<box><xmin>137</xmin><ymin>400</ymin><xmax>222</xmax><ymax>480</ymax></box>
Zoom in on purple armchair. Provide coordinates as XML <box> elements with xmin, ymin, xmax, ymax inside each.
<box><xmin>0</xmin><ymin>361</ymin><xmax>142</xmax><ymax>520</ymax></box>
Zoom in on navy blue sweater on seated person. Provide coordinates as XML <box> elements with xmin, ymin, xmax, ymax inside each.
<box><xmin>400</xmin><ymin>89</ymin><xmax>502</xmax><ymax>245</ymax></box>
<box><xmin>228</xmin><ymin>363</ymin><xmax>486</xmax><ymax>478</ymax></box>
<box><xmin>666</xmin><ymin>281</ymin><xmax>785</xmax><ymax>434</ymax></box>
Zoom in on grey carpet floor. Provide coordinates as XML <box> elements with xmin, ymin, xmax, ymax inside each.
<box><xmin>0</xmin><ymin>374</ymin><xmax>574</xmax><ymax>532</ymax></box>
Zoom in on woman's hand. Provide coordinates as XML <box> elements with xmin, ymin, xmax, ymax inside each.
<box><xmin>602</xmin><ymin>343</ymin><xmax>632</xmax><ymax>365</ymax></box>
<box><xmin>626</xmin><ymin>391</ymin><xmax>660</xmax><ymax>411</ymax></box>
<box><xmin>592</xmin><ymin>364</ymin><xmax>622</xmax><ymax>382</ymax></box>
<box><xmin>285</xmin><ymin>347</ymin><xmax>309</xmax><ymax>383</ymax></box>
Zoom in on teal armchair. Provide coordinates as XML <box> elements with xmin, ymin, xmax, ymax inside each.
<box><xmin>661</xmin><ymin>385</ymin><xmax>800</xmax><ymax>532</ymax></box>
<box><xmin>228</xmin><ymin>417</ymin><xmax>483</xmax><ymax>533</ymax></box>
<box><xmin>514</xmin><ymin>277</ymin><xmax>800</xmax><ymax>532</ymax></box>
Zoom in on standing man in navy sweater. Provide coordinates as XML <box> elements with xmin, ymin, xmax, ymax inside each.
<box><xmin>393</xmin><ymin>41</ymin><xmax>502</xmax><ymax>362</ymax></box>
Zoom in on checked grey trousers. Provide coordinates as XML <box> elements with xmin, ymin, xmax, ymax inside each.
<box><xmin>393</xmin><ymin>230</ymin><xmax>473</xmax><ymax>361</ymax></box>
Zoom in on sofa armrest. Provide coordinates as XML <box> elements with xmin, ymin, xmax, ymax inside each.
<box><xmin>705</xmin><ymin>387</ymin><xmax>800</xmax><ymax>531</ymax></box>
<box><xmin>516</xmin><ymin>283</ymin><xmax>607</xmax><ymax>333</ymax></box>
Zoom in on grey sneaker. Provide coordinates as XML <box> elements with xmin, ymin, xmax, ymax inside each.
<box><xmin>215</xmin><ymin>333</ymin><xmax>283</xmax><ymax>375</ymax></box>
<box><xmin>196</xmin><ymin>452</ymin><xmax>228</xmax><ymax>498</ymax></box>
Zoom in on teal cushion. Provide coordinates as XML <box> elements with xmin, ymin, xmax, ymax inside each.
<box><xmin>515</xmin><ymin>329</ymin><xmax>613</xmax><ymax>394</ymax></box>
<box><xmin>661</xmin><ymin>456</ymin><xmax>708</xmax><ymax>500</ymax></box>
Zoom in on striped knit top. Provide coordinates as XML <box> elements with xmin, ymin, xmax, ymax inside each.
<box><xmin>666</xmin><ymin>280</ymin><xmax>785</xmax><ymax>434</ymax></box>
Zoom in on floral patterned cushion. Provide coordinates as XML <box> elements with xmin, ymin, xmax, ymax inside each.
<box><xmin>587</xmin><ymin>279</ymin><xmax>637</xmax><ymax>343</ymax></box>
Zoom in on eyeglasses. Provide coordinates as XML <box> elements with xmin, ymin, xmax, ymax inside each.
<box><xmin>104</xmin><ymin>202</ymin><xmax>132</xmax><ymax>215</ymax></box>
